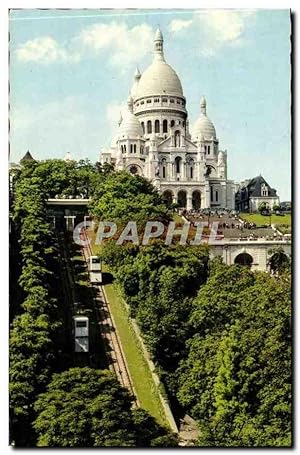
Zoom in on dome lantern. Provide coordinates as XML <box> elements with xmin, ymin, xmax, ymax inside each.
<box><xmin>127</xmin><ymin>95</ymin><xmax>134</xmax><ymax>113</ymax></box>
<box><xmin>118</xmin><ymin>112</ymin><xmax>123</xmax><ymax>127</ymax></box>
<box><xmin>134</xmin><ymin>67</ymin><xmax>141</xmax><ymax>80</ymax></box>
<box><xmin>200</xmin><ymin>96</ymin><xmax>207</xmax><ymax>115</ymax></box>
<box><xmin>154</xmin><ymin>27</ymin><xmax>164</xmax><ymax>61</ymax></box>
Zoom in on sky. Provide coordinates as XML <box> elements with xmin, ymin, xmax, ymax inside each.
<box><xmin>9</xmin><ymin>8</ymin><xmax>291</xmax><ymax>200</ymax></box>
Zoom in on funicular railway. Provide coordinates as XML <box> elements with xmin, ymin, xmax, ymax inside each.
<box><xmin>79</xmin><ymin>228</ymin><xmax>137</xmax><ymax>400</ymax></box>
<box><xmin>54</xmin><ymin>212</ymin><xmax>137</xmax><ymax>403</ymax></box>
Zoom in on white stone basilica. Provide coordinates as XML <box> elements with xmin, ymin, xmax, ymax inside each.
<box><xmin>100</xmin><ymin>28</ymin><xmax>235</xmax><ymax>210</ymax></box>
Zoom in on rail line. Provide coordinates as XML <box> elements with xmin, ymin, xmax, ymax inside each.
<box><xmin>79</xmin><ymin>228</ymin><xmax>138</xmax><ymax>404</ymax></box>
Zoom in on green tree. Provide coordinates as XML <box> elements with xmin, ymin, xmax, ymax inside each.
<box><xmin>33</xmin><ymin>367</ymin><xmax>177</xmax><ymax>447</ymax></box>
<box><xmin>258</xmin><ymin>202</ymin><xmax>269</xmax><ymax>214</ymax></box>
<box><xmin>177</xmin><ymin>266</ymin><xmax>292</xmax><ymax>447</ymax></box>
<box><xmin>90</xmin><ymin>171</ymin><xmax>170</xmax><ymax>226</ymax></box>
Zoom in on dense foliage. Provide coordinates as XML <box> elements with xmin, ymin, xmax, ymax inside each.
<box><xmin>177</xmin><ymin>262</ymin><xmax>291</xmax><ymax>446</ymax></box>
<box><xmin>89</xmin><ymin>171</ymin><xmax>170</xmax><ymax>225</ymax></box>
<box><xmin>9</xmin><ymin>159</ymin><xmax>292</xmax><ymax>447</ymax></box>
<box><xmin>9</xmin><ymin>160</ymin><xmax>177</xmax><ymax>447</ymax></box>
<box><xmin>33</xmin><ymin>367</ymin><xmax>177</xmax><ymax>447</ymax></box>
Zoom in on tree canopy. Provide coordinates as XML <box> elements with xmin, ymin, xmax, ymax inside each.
<box><xmin>33</xmin><ymin>367</ymin><xmax>177</xmax><ymax>447</ymax></box>
<box><xmin>177</xmin><ymin>263</ymin><xmax>291</xmax><ymax>447</ymax></box>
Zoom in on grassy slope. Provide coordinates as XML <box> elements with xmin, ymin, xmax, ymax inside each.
<box><xmin>104</xmin><ymin>276</ymin><xmax>168</xmax><ymax>427</ymax></box>
<box><xmin>240</xmin><ymin>213</ymin><xmax>292</xmax><ymax>227</ymax></box>
<box><xmin>90</xmin><ymin>230</ymin><xmax>168</xmax><ymax>427</ymax></box>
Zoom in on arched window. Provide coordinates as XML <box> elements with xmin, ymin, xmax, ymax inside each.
<box><xmin>124</xmin><ymin>145</ymin><xmax>126</xmax><ymax>152</ymax></box>
<box><xmin>147</xmin><ymin>120</ymin><xmax>152</xmax><ymax>134</ymax></box>
<box><xmin>163</xmin><ymin>120</ymin><xmax>168</xmax><ymax>133</ymax></box>
<box><xmin>210</xmin><ymin>186</ymin><xmax>213</xmax><ymax>201</ymax></box>
<box><xmin>190</xmin><ymin>167</ymin><xmax>193</xmax><ymax>179</ymax></box>
<box><xmin>155</xmin><ymin>120</ymin><xmax>160</xmax><ymax>133</ymax></box>
<box><xmin>161</xmin><ymin>158</ymin><xmax>166</xmax><ymax>179</ymax></box>
<box><xmin>170</xmin><ymin>120</ymin><xmax>175</xmax><ymax>128</ymax></box>
<box><xmin>175</xmin><ymin>157</ymin><xmax>181</xmax><ymax>174</ymax></box>
<box><xmin>130</xmin><ymin>144</ymin><xmax>133</xmax><ymax>153</ymax></box>
<box><xmin>174</xmin><ymin>130</ymin><xmax>180</xmax><ymax>147</ymax></box>
<box><xmin>141</xmin><ymin>122</ymin><xmax>145</xmax><ymax>134</ymax></box>
<box><xmin>121</xmin><ymin>145</ymin><xmax>123</xmax><ymax>153</ymax></box>
<box><xmin>134</xmin><ymin>144</ymin><xmax>136</xmax><ymax>153</ymax></box>
<box><xmin>216</xmin><ymin>190</ymin><xmax>218</xmax><ymax>202</ymax></box>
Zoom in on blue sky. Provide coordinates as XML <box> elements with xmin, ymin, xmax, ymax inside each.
<box><xmin>9</xmin><ymin>9</ymin><xmax>291</xmax><ymax>200</ymax></box>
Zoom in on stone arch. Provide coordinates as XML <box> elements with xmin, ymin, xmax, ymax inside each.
<box><xmin>177</xmin><ymin>190</ymin><xmax>187</xmax><ymax>208</ymax></box>
<box><xmin>234</xmin><ymin>252</ymin><xmax>253</xmax><ymax>267</ymax></box>
<box><xmin>268</xmin><ymin>249</ymin><xmax>290</xmax><ymax>273</ymax></box>
<box><xmin>162</xmin><ymin>190</ymin><xmax>173</xmax><ymax>207</ymax></box>
<box><xmin>192</xmin><ymin>190</ymin><xmax>201</xmax><ymax>210</ymax></box>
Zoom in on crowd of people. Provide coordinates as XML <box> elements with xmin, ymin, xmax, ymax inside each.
<box><xmin>177</xmin><ymin>208</ymin><xmax>286</xmax><ymax>241</ymax></box>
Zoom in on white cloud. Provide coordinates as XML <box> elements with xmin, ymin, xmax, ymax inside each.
<box><xmin>15</xmin><ymin>21</ymin><xmax>154</xmax><ymax>68</ymax></box>
<box><xmin>15</xmin><ymin>36</ymin><xmax>80</xmax><ymax>64</ymax></box>
<box><xmin>198</xmin><ymin>10</ymin><xmax>255</xmax><ymax>44</ymax></box>
<box><xmin>76</xmin><ymin>21</ymin><xmax>153</xmax><ymax>67</ymax></box>
<box><xmin>168</xmin><ymin>19</ymin><xmax>193</xmax><ymax>33</ymax></box>
<box><xmin>168</xmin><ymin>10</ymin><xmax>256</xmax><ymax>56</ymax></box>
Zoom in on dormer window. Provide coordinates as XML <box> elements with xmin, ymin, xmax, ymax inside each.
<box><xmin>261</xmin><ymin>183</ymin><xmax>269</xmax><ymax>196</ymax></box>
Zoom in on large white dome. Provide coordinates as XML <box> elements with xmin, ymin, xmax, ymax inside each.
<box><xmin>136</xmin><ymin>60</ymin><xmax>183</xmax><ymax>98</ymax></box>
<box><xmin>135</xmin><ymin>27</ymin><xmax>183</xmax><ymax>99</ymax></box>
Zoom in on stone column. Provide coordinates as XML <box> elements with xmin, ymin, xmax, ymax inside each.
<box><xmin>187</xmin><ymin>196</ymin><xmax>193</xmax><ymax>210</ymax></box>
<box><xmin>204</xmin><ymin>182</ymin><xmax>211</xmax><ymax>208</ymax></box>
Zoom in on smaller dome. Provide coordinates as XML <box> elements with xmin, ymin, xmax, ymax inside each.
<box><xmin>118</xmin><ymin>101</ymin><xmax>144</xmax><ymax>139</ymax></box>
<box><xmin>192</xmin><ymin>96</ymin><xmax>216</xmax><ymax>141</ymax></box>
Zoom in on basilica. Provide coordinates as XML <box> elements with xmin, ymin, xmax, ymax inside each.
<box><xmin>100</xmin><ymin>28</ymin><xmax>236</xmax><ymax>210</ymax></box>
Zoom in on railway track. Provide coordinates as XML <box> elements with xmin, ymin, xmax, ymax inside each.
<box><xmin>79</xmin><ymin>228</ymin><xmax>138</xmax><ymax>404</ymax></box>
